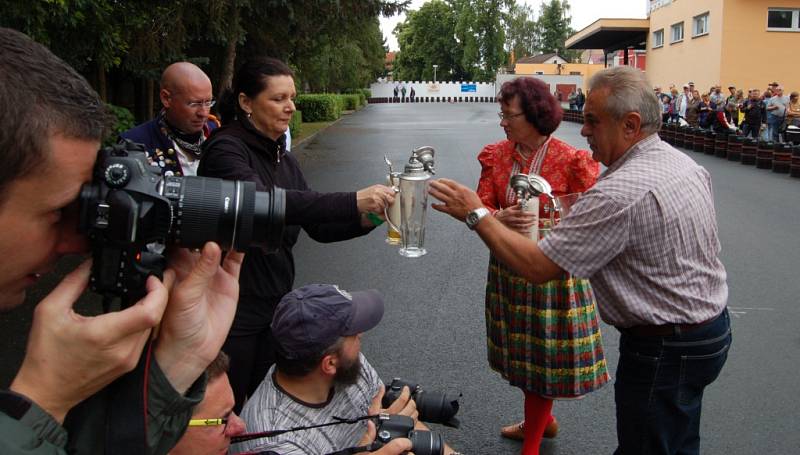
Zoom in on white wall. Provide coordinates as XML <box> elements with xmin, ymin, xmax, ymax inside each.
<box><xmin>370</xmin><ymin>81</ymin><xmax>496</xmax><ymax>99</ymax></box>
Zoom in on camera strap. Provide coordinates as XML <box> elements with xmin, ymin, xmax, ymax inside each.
<box><xmin>231</xmin><ymin>413</ymin><xmax>377</xmax><ymax>445</ymax></box>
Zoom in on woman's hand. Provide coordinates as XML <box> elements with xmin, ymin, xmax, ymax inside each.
<box><xmin>495</xmin><ymin>204</ymin><xmax>537</xmax><ymax>235</ymax></box>
<box><xmin>356</xmin><ymin>185</ymin><xmax>396</xmax><ymax>215</ymax></box>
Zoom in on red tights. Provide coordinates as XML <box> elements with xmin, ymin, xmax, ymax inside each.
<box><xmin>521</xmin><ymin>392</ymin><xmax>554</xmax><ymax>455</ymax></box>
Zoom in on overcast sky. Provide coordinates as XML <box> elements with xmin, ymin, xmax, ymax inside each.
<box><xmin>380</xmin><ymin>0</ymin><xmax>648</xmax><ymax>51</ymax></box>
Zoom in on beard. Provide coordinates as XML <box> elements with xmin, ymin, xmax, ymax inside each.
<box><xmin>334</xmin><ymin>353</ymin><xmax>362</xmax><ymax>386</ymax></box>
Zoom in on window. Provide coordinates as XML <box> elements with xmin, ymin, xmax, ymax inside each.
<box><xmin>693</xmin><ymin>13</ymin><xmax>709</xmax><ymax>37</ymax></box>
<box><xmin>652</xmin><ymin>29</ymin><xmax>664</xmax><ymax>48</ymax></box>
<box><xmin>767</xmin><ymin>8</ymin><xmax>800</xmax><ymax>31</ymax></box>
<box><xmin>671</xmin><ymin>22</ymin><xmax>684</xmax><ymax>43</ymax></box>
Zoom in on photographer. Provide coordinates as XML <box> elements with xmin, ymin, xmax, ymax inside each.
<box><xmin>232</xmin><ymin>284</ymin><xmax>457</xmax><ymax>455</ymax></box>
<box><xmin>0</xmin><ymin>27</ymin><xmax>244</xmax><ymax>454</ymax></box>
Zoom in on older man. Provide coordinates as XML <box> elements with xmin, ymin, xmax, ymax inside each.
<box><xmin>430</xmin><ymin>66</ymin><xmax>731</xmax><ymax>455</ymax></box>
<box><xmin>121</xmin><ymin>62</ymin><xmax>218</xmax><ymax>177</ymax></box>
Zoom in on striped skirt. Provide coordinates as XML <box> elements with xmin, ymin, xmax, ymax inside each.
<box><xmin>485</xmin><ymin>256</ymin><xmax>610</xmax><ymax>397</ymax></box>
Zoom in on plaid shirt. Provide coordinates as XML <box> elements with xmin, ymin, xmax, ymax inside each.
<box><xmin>539</xmin><ymin>134</ymin><xmax>728</xmax><ymax>327</ymax></box>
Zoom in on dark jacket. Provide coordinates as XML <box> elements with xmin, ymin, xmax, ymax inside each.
<box><xmin>0</xmin><ymin>360</ymin><xmax>205</xmax><ymax>454</ymax></box>
<box><xmin>198</xmin><ymin>117</ymin><xmax>372</xmax><ymax>335</ymax></box>
<box><xmin>743</xmin><ymin>99</ymin><xmax>763</xmax><ymax>126</ymax></box>
<box><xmin>120</xmin><ymin>116</ymin><xmax>218</xmax><ymax>177</ymax></box>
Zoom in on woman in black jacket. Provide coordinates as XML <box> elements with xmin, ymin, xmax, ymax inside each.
<box><xmin>198</xmin><ymin>57</ymin><xmax>394</xmax><ymax>411</ymax></box>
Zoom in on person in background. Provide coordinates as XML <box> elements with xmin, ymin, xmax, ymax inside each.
<box><xmin>121</xmin><ymin>62</ymin><xmax>219</xmax><ymax>177</ymax></box>
<box><xmin>742</xmin><ymin>89</ymin><xmax>763</xmax><ymax>139</ymax></box>
<box><xmin>685</xmin><ymin>89</ymin><xmax>701</xmax><ymax>127</ymax></box>
<box><xmin>786</xmin><ymin>92</ymin><xmax>800</xmax><ymax>128</ymax></box>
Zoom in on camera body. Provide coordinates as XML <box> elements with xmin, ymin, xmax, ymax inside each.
<box><xmin>373</xmin><ymin>414</ymin><xmax>444</xmax><ymax>455</ymax></box>
<box><xmin>382</xmin><ymin>378</ymin><xmax>460</xmax><ymax>428</ymax></box>
<box><xmin>78</xmin><ymin>140</ymin><xmax>285</xmax><ymax>307</ymax></box>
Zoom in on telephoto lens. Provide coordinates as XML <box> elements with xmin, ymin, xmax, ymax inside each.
<box><xmin>78</xmin><ymin>140</ymin><xmax>285</xmax><ymax>306</ymax></box>
<box><xmin>382</xmin><ymin>378</ymin><xmax>461</xmax><ymax>428</ymax></box>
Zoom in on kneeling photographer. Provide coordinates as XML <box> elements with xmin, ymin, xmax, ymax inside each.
<box><xmin>231</xmin><ymin>284</ymin><xmax>460</xmax><ymax>455</ymax></box>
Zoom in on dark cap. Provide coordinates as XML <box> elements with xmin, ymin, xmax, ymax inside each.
<box><xmin>271</xmin><ymin>284</ymin><xmax>385</xmax><ymax>359</ymax></box>
<box><xmin>769</xmin><ymin>81</ymin><xmax>779</xmax><ymax>86</ymax></box>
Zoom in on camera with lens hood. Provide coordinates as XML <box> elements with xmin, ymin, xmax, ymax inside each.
<box><xmin>373</xmin><ymin>414</ymin><xmax>445</xmax><ymax>455</ymax></box>
<box><xmin>78</xmin><ymin>140</ymin><xmax>285</xmax><ymax>308</ymax></box>
<box><xmin>382</xmin><ymin>378</ymin><xmax>461</xmax><ymax>428</ymax></box>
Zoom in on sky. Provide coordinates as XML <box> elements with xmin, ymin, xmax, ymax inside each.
<box><xmin>380</xmin><ymin>0</ymin><xmax>648</xmax><ymax>51</ymax></box>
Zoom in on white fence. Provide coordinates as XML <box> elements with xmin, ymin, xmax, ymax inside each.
<box><xmin>369</xmin><ymin>80</ymin><xmax>496</xmax><ymax>102</ymax></box>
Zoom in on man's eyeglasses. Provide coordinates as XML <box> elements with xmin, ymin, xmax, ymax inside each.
<box><xmin>189</xmin><ymin>418</ymin><xmax>228</xmax><ymax>432</ymax></box>
<box><xmin>186</xmin><ymin>99</ymin><xmax>216</xmax><ymax>109</ymax></box>
<box><xmin>498</xmin><ymin>112</ymin><xmax>525</xmax><ymax>121</ymax></box>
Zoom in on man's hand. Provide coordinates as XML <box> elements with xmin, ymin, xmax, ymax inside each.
<box><xmin>357</xmin><ymin>420</ymin><xmax>413</xmax><ymax>454</ymax></box>
<box><xmin>494</xmin><ymin>204</ymin><xmax>537</xmax><ymax>235</ymax></box>
<box><xmin>429</xmin><ymin>178</ymin><xmax>484</xmax><ymax>221</ymax></box>
<box><xmin>154</xmin><ymin>242</ymin><xmax>245</xmax><ymax>394</ymax></box>
<box><xmin>356</xmin><ymin>184</ymin><xmax>396</xmax><ymax>215</ymax></box>
<box><xmin>369</xmin><ymin>384</ymin><xmax>418</xmax><ymax>421</ymax></box>
<box><xmin>10</xmin><ymin>260</ymin><xmax>170</xmax><ymax>423</ymax></box>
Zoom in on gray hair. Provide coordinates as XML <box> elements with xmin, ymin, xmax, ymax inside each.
<box><xmin>588</xmin><ymin>66</ymin><xmax>662</xmax><ymax>135</ymax></box>
<box><xmin>0</xmin><ymin>28</ymin><xmax>112</xmax><ymax>203</ymax></box>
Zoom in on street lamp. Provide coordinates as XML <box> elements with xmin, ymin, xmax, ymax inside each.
<box><xmin>432</xmin><ymin>64</ymin><xmax>438</xmax><ymax>83</ymax></box>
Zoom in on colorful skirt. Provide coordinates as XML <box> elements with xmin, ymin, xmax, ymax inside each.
<box><xmin>485</xmin><ymin>256</ymin><xmax>610</xmax><ymax>397</ymax></box>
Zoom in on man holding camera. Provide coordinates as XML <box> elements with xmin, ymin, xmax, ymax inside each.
<box><xmin>121</xmin><ymin>62</ymin><xmax>219</xmax><ymax>177</ymax></box>
<box><xmin>0</xmin><ymin>27</ymin><xmax>245</xmax><ymax>454</ymax></box>
<box><xmin>233</xmin><ymin>284</ymin><xmax>457</xmax><ymax>455</ymax></box>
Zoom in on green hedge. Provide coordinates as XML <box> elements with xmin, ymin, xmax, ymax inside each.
<box><xmin>338</xmin><ymin>94</ymin><xmax>361</xmax><ymax>110</ymax></box>
<box><xmin>295</xmin><ymin>94</ymin><xmax>341</xmax><ymax>122</ymax></box>
<box><xmin>359</xmin><ymin>88</ymin><xmax>371</xmax><ymax>100</ymax></box>
<box><xmin>289</xmin><ymin>110</ymin><xmax>302</xmax><ymax>138</ymax></box>
<box><xmin>105</xmin><ymin>103</ymin><xmax>135</xmax><ymax>145</ymax></box>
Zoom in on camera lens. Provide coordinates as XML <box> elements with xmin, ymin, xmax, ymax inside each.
<box><xmin>414</xmin><ymin>390</ymin><xmax>460</xmax><ymax>427</ymax></box>
<box><xmin>169</xmin><ymin>176</ymin><xmax>284</xmax><ymax>253</ymax></box>
<box><xmin>408</xmin><ymin>429</ymin><xmax>445</xmax><ymax>455</ymax></box>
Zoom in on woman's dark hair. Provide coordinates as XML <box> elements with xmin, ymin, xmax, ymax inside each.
<box><xmin>217</xmin><ymin>57</ymin><xmax>294</xmax><ymax>124</ymax></box>
<box><xmin>497</xmin><ymin>77</ymin><xmax>563</xmax><ymax>136</ymax></box>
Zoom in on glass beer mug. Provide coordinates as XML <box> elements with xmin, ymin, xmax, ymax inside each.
<box><xmin>384</xmin><ymin>147</ymin><xmax>435</xmax><ymax>257</ymax></box>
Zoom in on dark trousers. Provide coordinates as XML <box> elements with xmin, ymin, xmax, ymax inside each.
<box><xmin>742</xmin><ymin>123</ymin><xmax>759</xmax><ymax>138</ymax></box>
<box><xmin>223</xmin><ymin>328</ymin><xmax>278</xmax><ymax>414</ymax></box>
<box><xmin>614</xmin><ymin>309</ymin><xmax>731</xmax><ymax>455</ymax></box>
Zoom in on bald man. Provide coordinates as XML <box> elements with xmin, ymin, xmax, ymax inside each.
<box><xmin>121</xmin><ymin>62</ymin><xmax>219</xmax><ymax>177</ymax></box>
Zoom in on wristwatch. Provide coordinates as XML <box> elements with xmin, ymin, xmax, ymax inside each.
<box><xmin>465</xmin><ymin>207</ymin><xmax>490</xmax><ymax>230</ymax></box>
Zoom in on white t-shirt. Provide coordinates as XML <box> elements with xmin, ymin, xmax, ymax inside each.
<box><xmin>233</xmin><ymin>353</ymin><xmax>381</xmax><ymax>455</ymax></box>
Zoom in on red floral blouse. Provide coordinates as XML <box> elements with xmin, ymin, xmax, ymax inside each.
<box><xmin>476</xmin><ymin>137</ymin><xmax>599</xmax><ymax>216</ymax></box>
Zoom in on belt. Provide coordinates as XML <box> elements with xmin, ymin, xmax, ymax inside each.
<box><xmin>619</xmin><ymin>312</ymin><xmax>723</xmax><ymax>338</ymax></box>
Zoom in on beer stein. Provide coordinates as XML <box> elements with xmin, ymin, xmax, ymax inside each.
<box><xmin>509</xmin><ymin>174</ymin><xmax>540</xmax><ymax>241</ymax></box>
<box><xmin>511</xmin><ymin>173</ymin><xmax>582</xmax><ymax>238</ymax></box>
<box><xmin>384</xmin><ymin>146</ymin><xmax>436</xmax><ymax>257</ymax></box>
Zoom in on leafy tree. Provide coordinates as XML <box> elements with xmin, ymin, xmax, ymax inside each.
<box><xmin>394</xmin><ymin>1</ymin><xmax>463</xmax><ymax>81</ymax></box>
<box><xmin>536</xmin><ymin>0</ymin><xmax>579</xmax><ymax>62</ymax></box>
<box><xmin>505</xmin><ymin>2</ymin><xmax>539</xmax><ymax>61</ymax></box>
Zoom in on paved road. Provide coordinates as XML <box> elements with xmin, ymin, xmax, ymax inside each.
<box><xmin>1</xmin><ymin>102</ymin><xmax>798</xmax><ymax>454</ymax></box>
<box><xmin>290</xmin><ymin>102</ymin><xmax>800</xmax><ymax>454</ymax></box>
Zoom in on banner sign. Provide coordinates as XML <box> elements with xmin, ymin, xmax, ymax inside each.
<box><xmin>460</xmin><ymin>84</ymin><xmax>477</xmax><ymax>93</ymax></box>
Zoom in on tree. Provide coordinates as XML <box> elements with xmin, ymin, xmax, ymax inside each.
<box><xmin>505</xmin><ymin>2</ymin><xmax>539</xmax><ymax>62</ymax></box>
<box><xmin>394</xmin><ymin>0</ymin><xmax>463</xmax><ymax>81</ymax></box>
<box><xmin>536</xmin><ymin>0</ymin><xmax>579</xmax><ymax>62</ymax></box>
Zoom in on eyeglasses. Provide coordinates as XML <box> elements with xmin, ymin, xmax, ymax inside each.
<box><xmin>498</xmin><ymin>112</ymin><xmax>525</xmax><ymax>121</ymax></box>
<box><xmin>189</xmin><ymin>418</ymin><xmax>229</xmax><ymax>433</ymax></box>
<box><xmin>186</xmin><ymin>99</ymin><xmax>216</xmax><ymax>109</ymax></box>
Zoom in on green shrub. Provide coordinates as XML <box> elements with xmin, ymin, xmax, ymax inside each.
<box><xmin>339</xmin><ymin>94</ymin><xmax>361</xmax><ymax>110</ymax></box>
<box><xmin>359</xmin><ymin>88</ymin><xmax>371</xmax><ymax>101</ymax></box>
<box><xmin>289</xmin><ymin>110</ymin><xmax>302</xmax><ymax>138</ymax></box>
<box><xmin>295</xmin><ymin>94</ymin><xmax>341</xmax><ymax>122</ymax></box>
<box><xmin>105</xmin><ymin>103</ymin><xmax>135</xmax><ymax>145</ymax></box>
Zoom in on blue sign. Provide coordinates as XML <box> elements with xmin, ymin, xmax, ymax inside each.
<box><xmin>460</xmin><ymin>84</ymin><xmax>477</xmax><ymax>93</ymax></box>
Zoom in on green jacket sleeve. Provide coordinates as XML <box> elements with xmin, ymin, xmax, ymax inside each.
<box><xmin>0</xmin><ymin>390</ymin><xmax>68</xmax><ymax>454</ymax></box>
<box><xmin>146</xmin><ymin>359</ymin><xmax>207</xmax><ymax>454</ymax></box>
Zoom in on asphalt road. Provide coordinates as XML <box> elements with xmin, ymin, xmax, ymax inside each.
<box><xmin>1</xmin><ymin>102</ymin><xmax>798</xmax><ymax>454</ymax></box>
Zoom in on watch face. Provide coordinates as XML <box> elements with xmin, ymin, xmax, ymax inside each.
<box><xmin>466</xmin><ymin>212</ymin><xmax>478</xmax><ymax>226</ymax></box>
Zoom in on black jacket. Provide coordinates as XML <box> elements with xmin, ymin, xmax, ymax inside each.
<box><xmin>198</xmin><ymin>118</ymin><xmax>371</xmax><ymax>335</ymax></box>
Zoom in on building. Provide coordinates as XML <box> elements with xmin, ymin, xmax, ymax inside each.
<box><xmin>513</xmin><ymin>53</ymin><xmax>606</xmax><ymax>94</ymax></box>
<box><xmin>566</xmin><ymin>1</ymin><xmax>800</xmax><ymax>93</ymax></box>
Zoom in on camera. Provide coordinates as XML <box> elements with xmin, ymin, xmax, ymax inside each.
<box><xmin>373</xmin><ymin>414</ymin><xmax>445</xmax><ymax>455</ymax></box>
<box><xmin>382</xmin><ymin>378</ymin><xmax>460</xmax><ymax>428</ymax></box>
<box><xmin>78</xmin><ymin>140</ymin><xmax>285</xmax><ymax>307</ymax></box>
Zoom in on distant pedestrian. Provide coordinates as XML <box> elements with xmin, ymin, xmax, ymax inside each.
<box><xmin>575</xmin><ymin>88</ymin><xmax>585</xmax><ymax>111</ymax></box>
<box><xmin>410</xmin><ymin>86</ymin><xmax>416</xmax><ymax>102</ymax></box>
<box><xmin>401</xmin><ymin>84</ymin><xmax>407</xmax><ymax>102</ymax></box>
<box><xmin>393</xmin><ymin>84</ymin><xmax>399</xmax><ymax>102</ymax></box>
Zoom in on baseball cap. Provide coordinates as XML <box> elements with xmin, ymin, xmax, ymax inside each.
<box><xmin>271</xmin><ymin>284</ymin><xmax>385</xmax><ymax>359</ymax></box>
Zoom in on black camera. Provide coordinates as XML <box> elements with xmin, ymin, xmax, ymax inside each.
<box><xmin>373</xmin><ymin>414</ymin><xmax>445</xmax><ymax>455</ymax></box>
<box><xmin>382</xmin><ymin>378</ymin><xmax>460</xmax><ymax>428</ymax></box>
<box><xmin>78</xmin><ymin>140</ymin><xmax>285</xmax><ymax>307</ymax></box>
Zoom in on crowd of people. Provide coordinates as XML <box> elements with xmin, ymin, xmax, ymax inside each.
<box><xmin>653</xmin><ymin>81</ymin><xmax>800</xmax><ymax>142</ymax></box>
<box><xmin>1</xmin><ymin>24</ymin><xmax>733</xmax><ymax>455</ymax></box>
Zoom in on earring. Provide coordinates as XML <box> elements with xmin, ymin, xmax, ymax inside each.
<box><xmin>247</xmin><ymin>112</ymin><xmax>252</xmax><ymax>118</ymax></box>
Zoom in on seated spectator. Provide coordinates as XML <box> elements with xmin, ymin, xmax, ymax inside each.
<box><xmin>698</xmin><ymin>93</ymin><xmax>713</xmax><ymax>128</ymax></box>
<box><xmin>711</xmin><ymin>102</ymin><xmax>735</xmax><ymax>134</ymax></box>
<box><xmin>170</xmin><ymin>352</ymin><xmax>245</xmax><ymax>455</ymax></box>
<box><xmin>233</xmin><ymin>284</ymin><xmax>457</xmax><ymax>455</ymax></box>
